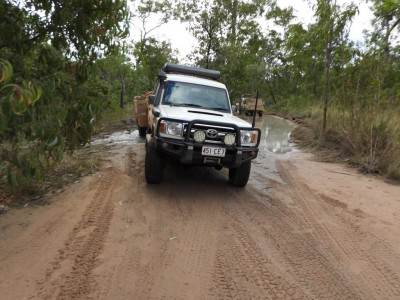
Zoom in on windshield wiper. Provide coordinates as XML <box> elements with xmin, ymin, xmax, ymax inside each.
<box><xmin>172</xmin><ymin>103</ymin><xmax>203</xmax><ymax>108</ymax></box>
<box><xmin>208</xmin><ymin>107</ymin><xmax>229</xmax><ymax>112</ymax></box>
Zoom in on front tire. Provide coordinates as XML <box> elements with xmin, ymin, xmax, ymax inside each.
<box><xmin>138</xmin><ymin>126</ymin><xmax>147</xmax><ymax>137</ymax></box>
<box><xmin>228</xmin><ymin>161</ymin><xmax>251</xmax><ymax>187</ymax></box>
<box><xmin>145</xmin><ymin>138</ymin><xmax>163</xmax><ymax>184</ymax></box>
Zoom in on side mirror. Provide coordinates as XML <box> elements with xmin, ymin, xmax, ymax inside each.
<box><xmin>157</xmin><ymin>71</ymin><xmax>167</xmax><ymax>81</ymax></box>
<box><xmin>148</xmin><ymin>95</ymin><xmax>155</xmax><ymax>104</ymax></box>
<box><xmin>152</xmin><ymin>106</ymin><xmax>161</xmax><ymax>117</ymax></box>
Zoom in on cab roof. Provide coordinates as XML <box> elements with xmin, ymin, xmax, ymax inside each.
<box><xmin>165</xmin><ymin>73</ymin><xmax>227</xmax><ymax>90</ymax></box>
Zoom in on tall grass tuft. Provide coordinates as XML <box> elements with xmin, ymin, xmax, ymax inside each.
<box><xmin>287</xmin><ymin>98</ymin><xmax>400</xmax><ymax>180</ymax></box>
<box><xmin>324</xmin><ymin>103</ymin><xmax>400</xmax><ymax>178</ymax></box>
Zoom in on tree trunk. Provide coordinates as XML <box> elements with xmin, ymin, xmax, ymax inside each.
<box><xmin>323</xmin><ymin>25</ymin><xmax>333</xmax><ymax>134</ymax></box>
<box><xmin>230</xmin><ymin>0</ymin><xmax>238</xmax><ymax>44</ymax></box>
<box><xmin>120</xmin><ymin>77</ymin><xmax>125</xmax><ymax>108</ymax></box>
<box><xmin>265</xmin><ymin>79</ymin><xmax>277</xmax><ymax>104</ymax></box>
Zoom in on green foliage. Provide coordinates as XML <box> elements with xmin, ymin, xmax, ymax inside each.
<box><xmin>178</xmin><ymin>0</ymin><xmax>272</xmax><ymax>100</ymax></box>
<box><xmin>133</xmin><ymin>38</ymin><xmax>178</xmax><ymax>94</ymax></box>
<box><xmin>165</xmin><ymin>0</ymin><xmax>400</xmax><ymax>179</ymax></box>
<box><xmin>0</xmin><ymin>0</ymin><xmax>130</xmax><ymax>61</ymax></box>
<box><xmin>1</xmin><ymin>60</ymin><xmax>61</xmax><ymax>186</ymax></box>
<box><xmin>368</xmin><ymin>0</ymin><xmax>400</xmax><ymax>58</ymax></box>
<box><xmin>0</xmin><ymin>0</ymin><xmax>131</xmax><ymax>190</ymax></box>
<box><xmin>129</xmin><ymin>0</ymin><xmax>179</xmax><ymax>95</ymax></box>
<box><xmin>0</xmin><ymin>60</ymin><xmax>13</xmax><ymax>84</ymax></box>
<box><xmin>2</xmin><ymin>0</ymin><xmax>400</xmax><ymax>187</ymax></box>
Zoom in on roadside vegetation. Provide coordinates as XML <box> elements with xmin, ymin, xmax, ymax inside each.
<box><xmin>1</xmin><ymin>0</ymin><xmax>399</xmax><ymax>202</ymax></box>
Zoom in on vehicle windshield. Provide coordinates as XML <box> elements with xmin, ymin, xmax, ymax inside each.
<box><xmin>162</xmin><ymin>81</ymin><xmax>230</xmax><ymax>112</ymax></box>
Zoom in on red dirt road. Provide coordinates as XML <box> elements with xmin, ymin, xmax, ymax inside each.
<box><xmin>1</xmin><ymin>142</ymin><xmax>400</xmax><ymax>299</ymax></box>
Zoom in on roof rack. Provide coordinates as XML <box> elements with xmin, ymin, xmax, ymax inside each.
<box><xmin>162</xmin><ymin>63</ymin><xmax>220</xmax><ymax>80</ymax></box>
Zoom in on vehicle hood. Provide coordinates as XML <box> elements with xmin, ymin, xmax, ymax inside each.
<box><xmin>159</xmin><ymin>105</ymin><xmax>252</xmax><ymax>128</ymax></box>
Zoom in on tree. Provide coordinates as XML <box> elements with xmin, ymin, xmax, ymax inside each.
<box><xmin>369</xmin><ymin>0</ymin><xmax>400</xmax><ymax>58</ymax></box>
<box><xmin>95</xmin><ymin>54</ymin><xmax>135</xmax><ymax>110</ymax></box>
<box><xmin>130</xmin><ymin>0</ymin><xmax>175</xmax><ymax>65</ymax></box>
<box><xmin>310</xmin><ymin>0</ymin><xmax>357</xmax><ymax>133</ymax></box>
<box><xmin>0</xmin><ymin>0</ymin><xmax>130</xmax><ymax>187</ymax></box>
<box><xmin>178</xmin><ymin>0</ymin><xmax>224</xmax><ymax>69</ymax></box>
<box><xmin>133</xmin><ymin>38</ymin><xmax>178</xmax><ymax>94</ymax></box>
<box><xmin>0</xmin><ymin>0</ymin><xmax>129</xmax><ymax>61</ymax></box>
<box><xmin>178</xmin><ymin>0</ymin><xmax>270</xmax><ymax>100</ymax></box>
<box><xmin>128</xmin><ymin>0</ymin><xmax>179</xmax><ymax>95</ymax></box>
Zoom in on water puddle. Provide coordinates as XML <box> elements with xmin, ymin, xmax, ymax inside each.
<box><xmin>91</xmin><ymin>130</ymin><xmax>144</xmax><ymax>146</ymax></box>
<box><xmin>248</xmin><ymin>115</ymin><xmax>296</xmax><ymax>187</ymax></box>
<box><xmin>250</xmin><ymin>115</ymin><xmax>296</xmax><ymax>156</ymax></box>
<box><xmin>92</xmin><ymin>116</ymin><xmax>295</xmax><ymax>154</ymax></box>
<box><xmin>91</xmin><ymin>115</ymin><xmax>296</xmax><ymax>188</ymax></box>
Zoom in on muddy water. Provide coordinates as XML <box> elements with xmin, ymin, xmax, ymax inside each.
<box><xmin>92</xmin><ymin>115</ymin><xmax>294</xmax><ymax>152</ymax></box>
<box><xmin>248</xmin><ymin>115</ymin><xmax>296</xmax><ymax>187</ymax></box>
<box><xmin>92</xmin><ymin>115</ymin><xmax>294</xmax><ymax>187</ymax></box>
<box><xmin>91</xmin><ymin>129</ymin><xmax>144</xmax><ymax>146</ymax></box>
<box><xmin>254</xmin><ymin>115</ymin><xmax>296</xmax><ymax>156</ymax></box>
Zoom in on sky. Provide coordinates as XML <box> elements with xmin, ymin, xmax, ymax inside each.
<box><xmin>277</xmin><ymin>0</ymin><xmax>374</xmax><ymax>42</ymax></box>
<box><xmin>130</xmin><ymin>0</ymin><xmax>375</xmax><ymax>62</ymax></box>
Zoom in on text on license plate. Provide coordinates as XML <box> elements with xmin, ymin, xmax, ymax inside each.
<box><xmin>201</xmin><ymin>146</ymin><xmax>226</xmax><ymax>157</ymax></box>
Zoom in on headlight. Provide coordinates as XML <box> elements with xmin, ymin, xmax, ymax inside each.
<box><xmin>166</xmin><ymin>122</ymin><xmax>183</xmax><ymax>136</ymax></box>
<box><xmin>159</xmin><ymin>120</ymin><xmax>184</xmax><ymax>138</ymax></box>
<box><xmin>240</xmin><ymin>130</ymin><xmax>258</xmax><ymax>146</ymax></box>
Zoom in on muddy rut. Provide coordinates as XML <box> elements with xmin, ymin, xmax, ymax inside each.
<box><xmin>1</xmin><ymin>142</ymin><xmax>400</xmax><ymax>300</ymax></box>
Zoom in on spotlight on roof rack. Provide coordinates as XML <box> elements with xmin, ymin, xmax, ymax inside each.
<box><xmin>162</xmin><ymin>63</ymin><xmax>220</xmax><ymax>80</ymax></box>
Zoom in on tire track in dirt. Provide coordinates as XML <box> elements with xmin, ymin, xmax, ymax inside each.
<box><xmin>216</xmin><ymin>184</ymin><xmax>360</xmax><ymax>299</ymax></box>
<box><xmin>107</xmin><ymin>146</ymin><xmax>230</xmax><ymax>299</ymax></box>
<box><xmin>34</xmin><ymin>170</ymin><xmax>117</xmax><ymax>300</ymax></box>
<box><xmin>126</xmin><ymin>146</ymin><xmax>148</xmax><ymax>225</ymax></box>
<box><xmin>118</xmin><ymin>147</ymin><xmax>367</xmax><ymax>299</ymax></box>
<box><xmin>275</xmin><ymin>160</ymin><xmax>400</xmax><ymax>299</ymax></box>
<box><xmin>0</xmin><ymin>218</ymin><xmax>62</xmax><ymax>263</ymax></box>
<box><xmin>30</xmin><ymin>143</ymin><xmax>397</xmax><ymax>300</ymax></box>
<box><xmin>140</xmin><ymin>166</ymin><xmax>225</xmax><ymax>300</ymax></box>
<box><xmin>175</xmin><ymin>180</ymin><xmax>224</xmax><ymax>299</ymax></box>
<box><xmin>88</xmin><ymin>147</ymin><xmax>191</xmax><ymax>299</ymax></box>
<box><xmin>248</xmin><ymin>194</ymin><xmax>359</xmax><ymax>298</ymax></box>
<box><xmin>212</xmin><ymin>212</ymin><xmax>312</xmax><ymax>300</ymax></box>
<box><xmin>113</xmin><ymin>147</ymin><xmax>157</xmax><ymax>299</ymax></box>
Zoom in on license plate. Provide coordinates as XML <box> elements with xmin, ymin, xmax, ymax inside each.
<box><xmin>201</xmin><ymin>146</ymin><xmax>226</xmax><ymax>157</ymax></box>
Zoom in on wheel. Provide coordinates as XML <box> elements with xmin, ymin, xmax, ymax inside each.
<box><xmin>145</xmin><ymin>138</ymin><xmax>163</xmax><ymax>184</ymax></box>
<box><xmin>258</xmin><ymin>111</ymin><xmax>263</xmax><ymax>117</ymax></box>
<box><xmin>228</xmin><ymin>161</ymin><xmax>251</xmax><ymax>187</ymax></box>
<box><xmin>138</xmin><ymin>126</ymin><xmax>147</xmax><ymax>137</ymax></box>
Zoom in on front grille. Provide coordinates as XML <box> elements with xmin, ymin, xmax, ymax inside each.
<box><xmin>184</xmin><ymin>124</ymin><xmax>236</xmax><ymax>145</ymax></box>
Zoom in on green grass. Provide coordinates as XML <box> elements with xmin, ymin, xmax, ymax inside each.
<box><xmin>271</xmin><ymin>97</ymin><xmax>400</xmax><ymax>180</ymax></box>
<box><xmin>324</xmin><ymin>105</ymin><xmax>400</xmax><ymax>178</ymax></box>
<box><xmin>94</xmin><ymin>102</ymin><xmax>134</xmax><ymax>133</ymax></box>
<box><xmin>0</xmin><ymin>147</ymin><xmax>102</xmax><ymax>207</ymax></box>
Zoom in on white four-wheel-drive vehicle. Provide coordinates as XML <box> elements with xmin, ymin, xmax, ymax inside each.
<box><xmin>145</xmin><ymin>63</ymin><xmax>261</xmax><ymax>187</ymax></box>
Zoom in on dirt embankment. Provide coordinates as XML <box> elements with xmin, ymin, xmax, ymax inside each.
<box><xmin>1</xmin><ymin>136</ymin><xmax>400</xmax><ymax>299</ymax></box>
